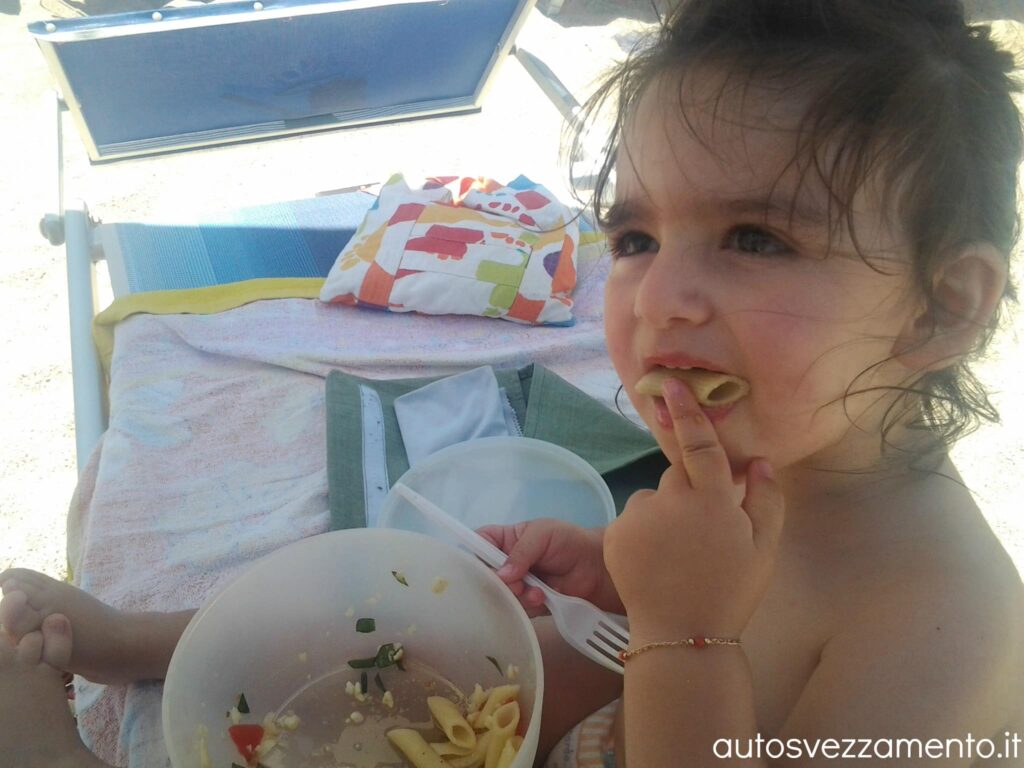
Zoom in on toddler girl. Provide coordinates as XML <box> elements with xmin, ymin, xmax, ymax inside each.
<box><xmin>483</xmin><ymin>0</ymin><xmax>1024</xmax><ymax>764</ymax></box>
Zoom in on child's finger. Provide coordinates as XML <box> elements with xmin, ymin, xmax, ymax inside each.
<box><xmin>476</xmin><ymin>525</ymin><xmax>511</xmax><ymax>551</ymax></box>
<box><xmin>743</xmin><ymin>458</ymin><xmax>785</xmax><ymax>550</ymax></box>
<box><xmin>663</xmin><ymin>377</ymin><xmax>732</xmax><ymax>491</ymax></box>
<box><xmin>493</xmin><ymin>524</ymin><xmax>552</xmax><ymax>581</ymax></box>
<box><xmin>509</xmin><ymin>588</ymin><xmax>549</xmax><ymax>618</ymax></box>
<box><xmin>524</xmin><ymin>587</ymin><xmax>547</xmax><ymax>608</ymax></box>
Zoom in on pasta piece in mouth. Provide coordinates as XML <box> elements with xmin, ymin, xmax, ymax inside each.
<box><xmin>635</xmin><ymin>368</ymin><xmax>749</xmax><ymax>407</ymax></box>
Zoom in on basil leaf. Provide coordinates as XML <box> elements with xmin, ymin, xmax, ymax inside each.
<box><xmin>391</xmin><ymin>570</ymin><xmax>409</xmax><ymax>586</ymax></box>
<box><xmin>355</xmin><ymin>618</ymin><xmax>376</xmax><ymax>633</ymax></box>
<box><xmin>374</xmin><ymin>672</ymin><xmax>387</xmax><ymax>693</ymax></box>
<box><xmin>486</xmin><ymin>655</ymin><xmax>503</xmax><ymax>675</ymax></box>
<box><xmin>375</xmin><ymin>644</ymin><xmax>394</xmax><ymax>668</ymax></box>
<box><xmin>347</xmin><ymin>656</ymin><xmax>377</xmax><ymax>669</ymax></box>
<box><xmin>236</xmin><ymin>693</ymin><xmax>250</xmax><ymax>714</ymax></box>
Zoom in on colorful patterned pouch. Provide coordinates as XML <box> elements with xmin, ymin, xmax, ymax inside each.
<box><xmin>319</xmin><ymin>173</ymin><xmax>579</xmax><ymax>325</ymax></box>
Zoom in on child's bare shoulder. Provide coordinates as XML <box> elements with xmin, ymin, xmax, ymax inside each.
<box><xmin>868</xmin><ymin>475</ymin><xmax>1022</xmax><ymax>632</ymax></box>
<box><xmin>823</xmin><ymin>471</ymin><xmax>1024</xmax><ymax>734</ymax></box>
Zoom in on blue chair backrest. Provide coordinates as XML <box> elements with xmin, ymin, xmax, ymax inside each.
<box><xmin>30</xmin><ymin>0</ymin><xmax>532</xmax><ymax>161</ymax></box>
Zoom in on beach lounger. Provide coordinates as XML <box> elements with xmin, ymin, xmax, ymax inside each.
<box><xmin>27</xmin><ymin>0</ymin><xmax>590</xmax><ymax>470</ymax></box>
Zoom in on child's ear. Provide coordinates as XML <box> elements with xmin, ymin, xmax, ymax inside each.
<box><xmin>893</xmin><ymin>243</ymin><xmax>1007</xmax><ymax>372</ymax></box>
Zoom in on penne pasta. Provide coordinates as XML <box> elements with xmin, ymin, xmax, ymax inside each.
<box><xmin>430</xmin><ymin>740</ymin><xmax>474</xmax><ymax>757</ymax></box>
<box><xmin>427</xmin><ymin>696</ymin><xmax>476</xmax><ymax>750</ymax></box>
<box><xmin>494</xmin><ymin>738</ymin><xmax>518</xmax><ymax>768</ymax></box>
<box><xmin>635</xmin><ymin>368</ymin><xmax>749</xmax><ymax>407</ymax></box>
<box><xmin>387</xmin><ymin>679</ymin><xmax>523</xmax><ymax>768</ymax></box>
<box><xmin>483</xmin><ymin>701</ymin><xmax>519</xmax><ymax>768</ymax></box>
<box><xmin>476</xmin><ymin>684</ymin><xmax>520</xmax><ymax>723</ymax></box>
<box><xmin>447</xmin><ymin>730</ymin><xmax>493</xmax><ymax>768</ymax></box>
<box><xmin>387</xmin><ymin>728</ymin><xmax>448</xmax><ymax>768</ymax></box>
<box><xmin>485</xmin><ymin>733</ymin><xmax>510</xmax><ymax>768</ymax></box>
<box><xmin>467</xmin><ymin>683</ymin><xmax>488</xmax><ymax>715</ymax></box>
<box><xmin>483</xmin><ymin>701</ymin><xmax>519</xmax><ymax>733</ymax></box>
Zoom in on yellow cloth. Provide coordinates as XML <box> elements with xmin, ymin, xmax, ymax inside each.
<box><xmin>92</xmin><ymin>278</ymin><xmax>325</xmax><ymax>372</ymax></box>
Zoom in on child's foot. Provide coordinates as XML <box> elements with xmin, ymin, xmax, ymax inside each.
<box><xmin>1</xmin><ymin>568</ymin><xmax>136</xmax><ymax>684</ymax></box>
<box><xmin>0</xmin><ymin>613</ymin><xmax>110</xmax><ymax>767</ymax></box>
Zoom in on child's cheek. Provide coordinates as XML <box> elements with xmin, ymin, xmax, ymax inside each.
<box><xmin>602</xmin><ymin>280</ymin><xmax>637</xmax><ymax>378</ymax></box>
<box><xmin>742</xmin><ymin>312</ymin><xmax>832</xmax><ymax>412</ymax></box>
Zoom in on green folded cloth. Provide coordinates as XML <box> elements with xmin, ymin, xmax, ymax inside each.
<box><xmin>325</xmin><ymin>363</ymin><xmax>669</xmax><ymax>530</ymax></box>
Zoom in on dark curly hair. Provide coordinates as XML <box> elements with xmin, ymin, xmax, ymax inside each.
<box><xmin>570</xmin><ymin>0</ymin><xmax>1022</xmax><ymax>465</ymax></box>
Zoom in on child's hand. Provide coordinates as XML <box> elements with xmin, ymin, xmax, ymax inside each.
<box><xmin>478</xmin><ymin>520</ymin><xmax>623</xmax><ymax>616</ymax></box>
<box><xmin>604</xmin><ymin>378</ymin><xmax>785</xmax><ymax>642</ymax></box>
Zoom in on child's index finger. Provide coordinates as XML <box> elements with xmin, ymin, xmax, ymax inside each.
<box><xmin>662</xmin><ymin>377</ymin><xmax>733</xmax><ymax>491</ymax></box>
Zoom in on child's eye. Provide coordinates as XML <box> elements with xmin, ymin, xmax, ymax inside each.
<box><xmin>609</xmin><ymin>231</ymin><xmax>658</xmax><ymax>259</ymax></box>
<box><xmin>724</xmin><ymin>226</ymin><xmax>793</xmax><ymax>257</ymax></box>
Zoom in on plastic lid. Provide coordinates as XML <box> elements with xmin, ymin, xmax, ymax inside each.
<box><xmin>377</xmin><ymin>437</ymin><xmax>615</xmax><ymax>541</ymax></box>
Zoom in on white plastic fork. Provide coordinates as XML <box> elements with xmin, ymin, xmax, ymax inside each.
<box><xmin>392</xmin><ymin>482</ymin><xmax>629</xmax><ymax>674</ymax></box>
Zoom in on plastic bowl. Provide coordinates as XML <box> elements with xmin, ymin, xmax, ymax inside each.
<box><xmin>163</xmin><ymin>528</ymin><xmax>543</xmax><ymax>768</ymax></box>
<box><xmin>377</xmin><ymin>437</ymin><xmax>615</xmax><ymax>540</ymax></box>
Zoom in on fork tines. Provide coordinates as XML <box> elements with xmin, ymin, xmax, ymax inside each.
<box><xmin>587</xmin><ymin>619</ymin><xmax>629</xmax><ymax>668</ymax></box>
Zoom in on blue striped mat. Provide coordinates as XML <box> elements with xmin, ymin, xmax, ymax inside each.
<box><xmin>104</xmin><ymin>191</ymin><xmax>377</xmax><ymax>295</ymax></box>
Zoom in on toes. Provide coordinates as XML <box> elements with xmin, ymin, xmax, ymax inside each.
<box><xmin>0</xmin><ymin>587</ymin><xmax>24</xmax><ymax>621</ymax></box>
<box><xmin>0</xmin><ymin>568</ymin><xmax>43</xmax><ymax>592</ymax></box>
<box><xmin>40</xmin><ymin>614</ymin><xmax>73</xmax><ymax>670</ymax></box>
<box><xmin>0</xmin><ymin>631</ymin><xmax>15</xmax><ymax>661</ymax></box>
<box><xmin>0</xmin><ymin>569</ymin><xmax>58</xmax><ymax>605</ymax></box>
<box><xmin>16</xmin><ymin>630</ymin><xmax>44</xmax><ymax>665</ymax></box>
<box><xmin>0</xmin><ymin>590</ymin><xmax>44</xmax><ymax>640</ymax></box>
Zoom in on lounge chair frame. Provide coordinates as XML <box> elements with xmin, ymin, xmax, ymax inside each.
<box><xmin>29</xmin><ymin>0</ymin><xmax>581</xmax><ymax>471</ymax></box>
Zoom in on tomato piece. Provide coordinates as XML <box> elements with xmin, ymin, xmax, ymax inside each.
<box><xmin>228</xmin><ymin>723</ymin><xmax>265</xmax><ymax>762</ymax></box>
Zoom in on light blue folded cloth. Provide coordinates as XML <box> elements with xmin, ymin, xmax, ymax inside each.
<box><xmin>393</xmin><ymin>366</ymin><xmax>522</xmax><ymax>467</ymax></box>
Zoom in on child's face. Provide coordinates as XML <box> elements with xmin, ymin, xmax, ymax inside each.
<box><xmin>604</xmin><ymin>74</ymin><xmax>921</xmax><ymax>473</ymax></box>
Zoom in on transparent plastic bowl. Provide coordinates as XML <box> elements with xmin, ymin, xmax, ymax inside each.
<box><xmin>163</xmin><ymin>528</ymin><xmax>543</xmax><ymax>768</ymax></box>
<box><xmin>377</xmin><ymin>436</ymin><xmax>615</xmax><ymax>540</ymax></box>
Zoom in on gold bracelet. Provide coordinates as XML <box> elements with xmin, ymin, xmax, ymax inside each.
<box><xmin>618</xmin><ymin>636</ymin><xmax>741</xmax><ymax>661</ymax></box>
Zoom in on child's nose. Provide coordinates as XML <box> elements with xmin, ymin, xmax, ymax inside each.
<box><xmin>633</xmin><ymin>247</ymin><xmax>713</xmax><ymax>329</ymax></box>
